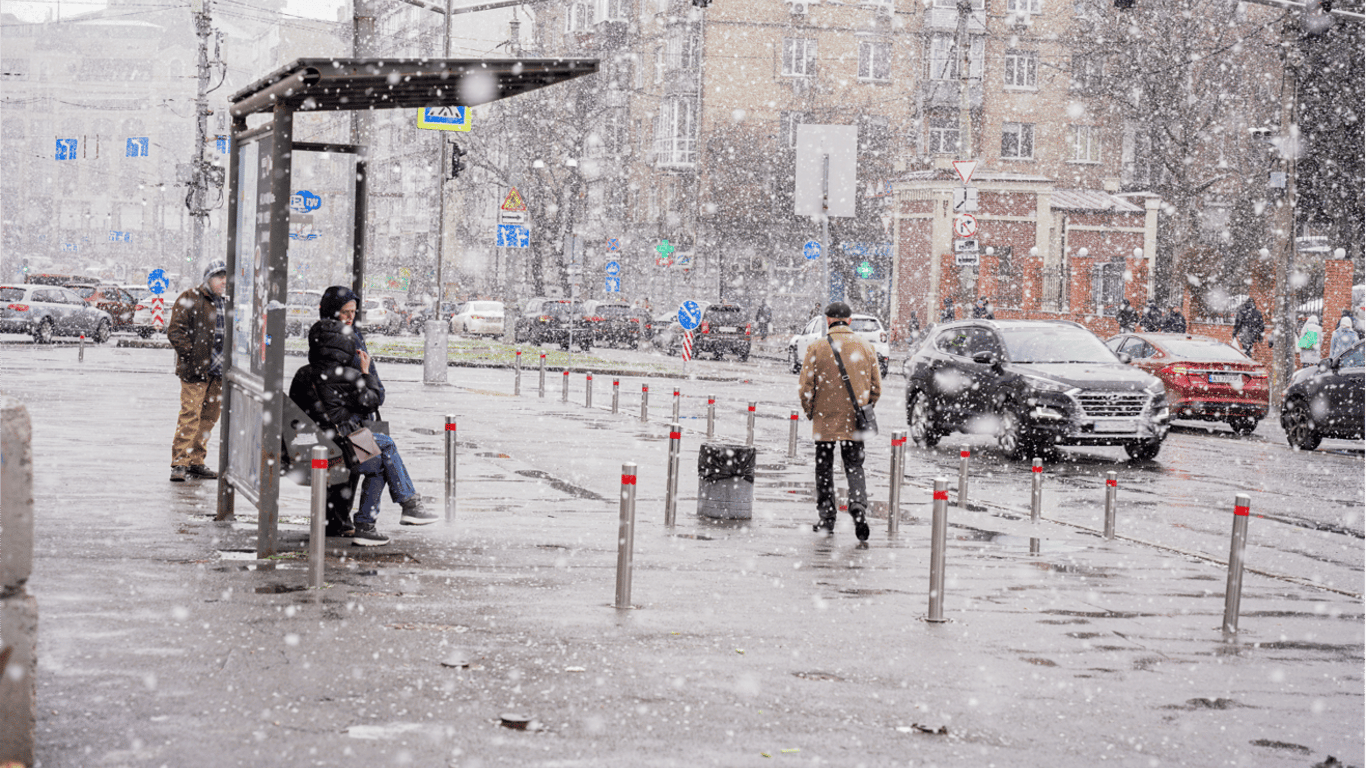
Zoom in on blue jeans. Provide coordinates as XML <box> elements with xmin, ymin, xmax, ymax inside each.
<box><xmin>354</xmin><ymin>432</ymin><xmax>416</xmax><ymax>526</ymax></box>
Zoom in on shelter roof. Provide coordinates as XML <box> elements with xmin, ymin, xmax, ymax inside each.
<box><xmin>1051</xmin><ymin>189</ymin><xmax>1145</xmax><ymax>213</ymax></box>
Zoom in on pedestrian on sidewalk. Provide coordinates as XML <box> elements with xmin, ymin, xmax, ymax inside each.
<box><xmin>798</xmin><ymin>301</ymin><xmax>882</xmax><ymax>542</ymax></box>
<box><xmin>1163</xmin><ymin>307</ymin><xmax>1187</xmax><ymax>334</ymax></box>
<box><xmin>1330</xmin><ymin>315</ymin><xmax>1360</xmax><ymax>359</ymax></box>
<box><xmin>1232</xmin><ymin>298</ymin><xmax>1265</xmax><ymax>357</ymax></box>
<box><xmin>755</xmin><ymin>300</ymin><xmax>773</xmax><ymax>341</ymax></box>
<box><xmin>1140</xmin><ymin>302</ymin><xmax>1163</xmax><ymax>332</ymax></box>
<box><xmin>1297</xmin><ymin>315</ymin><xmax>1323</xmax><ymax>368</ymax></box>
<box><xmin>166</xmin><ymin>260</ymin><xmax>227</xmax><ymax>483</ymax></box>
<box><xmin>289</xmin><ymin>315</ymin><xmax>434</xmax><ymax>546</ymax></box>
<box><xmin>941</xmin><ymin>297</ymin><xmax>956</xmax><ymax>322</ymax></box>
<box><xmin>1117</xmin><ymin>299</ymin><xmax>1139</xmax><ymax>332</ymax></box>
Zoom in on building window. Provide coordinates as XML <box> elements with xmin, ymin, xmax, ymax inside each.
<box><xmin>1001</xmin><ymin>122</ymin><xmax>1034</xmax><ymax>159</ymax></box>
<box><xmin>928</xmin><ymin>116</ymin><xmax>959</xmax><ymax>154</ymax></box>
<box><xmin>927</xmin><ymin>34</ymin><xmax>982</xmax><ymax>81</ymax></box>
<box><xmin>1070</xmin><ymin>54</ymin><xmax>1104</xmax><ymax>93</ymax></box>
<box><xmin>858</xmin><ymin>40</ymin><xmax>891</xmax><ymax>82</ymax></box>
<box><xmin>670</xmin><ymin>30</ymin><xmax>701</xmax><ymax>72</ymax></box>
<box><xmin>566</xmin><ymin>2</ymin><xmax>594</xmax><ymax>31</ymax></box>
<box><xmin>782</xmin><ymin>37</ymin><xmax>817</xmax><ymax>78</ymax></box>
<box><xmin>1070</xmin><ymin>124</ymin><xmax>1100</xmax><ymax>163</ymax></box>
<box><xmin>654</xmin><ymin>96</ymin><xmax>697</xmax><ymax>166</ymax></box>
<box><xmin>779</xmin><ymin>111</ymin><xmax>807</xmax><ymax>149</ymax></box>
<box><xmin>601</xmin><ymin>0</ymin><xmax>629</xmax><ymax>21</ymax></box>
<box><xmin>1123</xmin><ymin>122</ymin><xmax>1158</xmax><ymax>186</ymax></box>
<box><xmin>1003</xmin><ymin>50</ymin><xmax>1036</xmax><ymax>89</ymax></box>
<box><xmin>654</xmin><ymin>45</ymin><xmax>664</xmax><ymax>83</ymax></box>
<box><xmin>1006</xmin><ymin>0</ymin><xmax>1040</xmax><ymax>12</ymax></box>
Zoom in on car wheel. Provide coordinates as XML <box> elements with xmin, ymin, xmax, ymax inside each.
<box><xmin>789</xmin><ymin>347</ymin><xmax>801</xmax><ymax>374</ymax></box>
<box><xmin>907</xmin><ymin>391</ymin><xmax>941</xmax><ymax>448</ymax></box>
<box><xmin>1124</xmin><ymin>439</ymin><xmax>1163</xmax><ymax>461</ymax></box>
<box><xmin>93</xmin><ymin>319</ymin><xmax>111</xmax><ymax>344</ymax></box>
<box><xmin>997</xmin><ymin>405</ymin><xmax>1036</xmax><ymax>460</ymax></box>
<box><xmin>462</xmin><ymin>322</ymin><xmax>470</xmax><ymax>335</ymax></box>
<box><xmin>738</xmin><ymin>347</ymin><xmax>750</xmax><ymax>363</ymax></box>
<box><xmin>879</xmin><ymin>357</ymin><xmax>889</xmax><ymax>378</ymax></box>
<box><xmin>1227</xmin><ymin>416</ymin><xmax>1259</xmax><ymax>436</ymax></box>
<box><xmin>33</xmin><ymin>318</ymin><xmax>54</xmax><ymax>344</ymax></box>
<box><xmin>137</xmin><ymin>327</ymin><xmax>152</xmax><ymax>339</ymax></box>
<box><xmin>1282</xmin><ymin>399</ymin><xmax>1322</xmax><ymax>451</ymax></box>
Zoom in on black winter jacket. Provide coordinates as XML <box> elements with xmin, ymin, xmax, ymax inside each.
<box><xmin>288</xmin><ymin>320</ymin><xmax>382</xmax><ymax>441</ymax></box>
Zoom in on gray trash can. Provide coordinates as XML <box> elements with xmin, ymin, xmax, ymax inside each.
<box><xmin>697</xmin><ymin>443</ymin><xmax>756</xmax><ymax>520</ymax></box>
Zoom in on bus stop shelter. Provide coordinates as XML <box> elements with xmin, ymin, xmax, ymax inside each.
<box><xmin>216</xmin><ymin>57</ymin><xmax>598</xmax><ymax>555</ymax></box>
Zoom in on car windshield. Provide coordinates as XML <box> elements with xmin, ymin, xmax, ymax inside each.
<box><xmin>598</xmin><ymin>305</ymin><xmax>632</xmax><ymax>318</ymax></box>
<box><xmin>468</xmin><ymin>302</ymin><xmax>501</xmax><ymax>313</ymax></box>
<box><xmin>1001</xmin><ymin>327</ymin><xmax>1117</xmax><ymax>364</ymax></box>
<box><xmin>547</xmin><ymin>302</ymin><xmax>582</xmax><ymax>317</ymax></box>
<box><xmin>70</xmin><ymin>286</ymin><xmax>95</xmax><ymax>298</ymax></box>
<box><xmin>364</xmin><ymin>300</ymin><xmax>380</xmax><ymax>309</ymax></box>
<box><xmin>1158</xmin><ymin>338</ymin><xmax>1250</xmax><ymax>362</ymax></box>
<box><xmin>0</xmin><ymin>287</ymin><xmax>25</xmax><ymax>301</ymax></box>
<box><xmin>850</xmin><ymin>318</ymin><xmax>882</xmax><ymax>333</ymax></box>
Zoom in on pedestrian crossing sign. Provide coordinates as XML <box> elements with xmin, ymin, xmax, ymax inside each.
<box><xmin>417</xmin><ymin>106</ymin><xmax>472</xmax><ymax>132</ymax></box>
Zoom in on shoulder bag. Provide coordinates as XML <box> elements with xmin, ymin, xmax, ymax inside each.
<box><xmin>827</xmin><ymin>334</ymin><xmax>879</xmax><ymax>437</ymax></box>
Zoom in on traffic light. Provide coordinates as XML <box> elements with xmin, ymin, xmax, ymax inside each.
<box><xmin>450</xmin><ymin>142</ymin><xmax>467</xmax><ymax>180</ymax></box>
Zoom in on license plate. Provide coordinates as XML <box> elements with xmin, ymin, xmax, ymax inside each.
<box><xmin>1093</xmin><ymin>419</ymin><xmax>1137</xmax><ymax>433</ymax></box>
<box><xmin>1208</xmin><ymin>372</ymin><xmax>1242</xmax><ymax>384</ymax></box>
<box><xmin>717</xmin><ymin>326</ymin><xmax>737</xmax><ymax>333</ymax></box>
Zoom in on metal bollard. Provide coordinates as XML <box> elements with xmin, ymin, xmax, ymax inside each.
<box><xmin>615</xmin><ymin>463</ymin><xmax>638</xmax><ymax>609</ymax></box>
<box><xmin>1030</xmin><ymin>458</ymin><xmax>1043</xmax><ymax>556</ymax></box>
<box><xmin>957</xmin><ymin>446</ymin><xmax>970</xmax><ymax>509</ymax></box>
<box><xmin>78</xmin><ymin>334</ymin><xmax>85</xmax><ymax>362</ymax></box>
<box><xmin>746</xmin><ymin>402</ymin><xmax>756</xmax><ymax>446</ymax></box>
<box><xmin>538</xmin><ymin>353</ymin><xmax>546</xmax><ymax>398</ymax></box>
<box><xmin>927</xmin><ymin>478</ymin><xmax>950</xmax><ymax>623</ymax></box>
<box><xmin>888</xmin><ymin>430</ymin><xmax>906</xmax><ymax>535</ymax></box>
<box><xmin>706</xmin><ymin>395</ymin><xmax>716</xmax><ymax>440</ymax></box>
<box><xmin>514</xmin><ymin>350</ymin><xmax>522</xmax><ymax>396</ymax></box>
<box><xmin>1103</xmin><ymin>471</ymin><xmax>1118</xmax><ymax>540</ymax></box>
<box><xmin>664</xmin><ymin>422</ymin><xmax>681</xmax><ymax>527</ymax></box>
<box><xmin>1222</xmin><ymin>494</ymin><xmax>1253</xmax><ymax>640</ymax></box>
<box><xmin>787</xmin><ymin>410</ymin><xmax>799</xmax><ymax>459</ymax></box>
<box><xmin>444</xmin><ymin>415</ymin><xmax>458</xmax><ymax>523</ymax></box>
<box><xmin>586</xmin><ymin>372</ymin><xmax>594</xmax><ymax>408</ymax></box>
<box><xmin>308</xmin><ymin>445</ymin><xmax>328</xmax><ymax>589</ymax></box>
<box><xmin>672</xmin><ymin>387</ymin><xmax>681</xmax><ymax>422</ymax></box>
<box><xmin>641</xmin><ymin>384</ymin><xmax>649</xmax><ymax>422</ymax></box>
<box><xmin>612</xmin><ymin>378</ymin><xmax>620</xmax><ymax>414</ymax></box>
<box><xmin>562</xmin><ymin>369</ymin><xmax>570</xmax><ymax>402</ymax></box>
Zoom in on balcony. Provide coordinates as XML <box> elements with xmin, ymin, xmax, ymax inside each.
<box><xmin>924</xmin><ymin>7</ymin><xmax>987</xmax><ymax>32</ymax></box>
<box><xmin>920</xmin><ymin>80</ymin><xmax>982</xmax><ymax>109</ymax></box>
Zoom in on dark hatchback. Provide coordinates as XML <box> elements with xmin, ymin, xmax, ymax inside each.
<box><xmin>905</xmin><ymin>320</ymin><xmax>1170</xmax><ymax>460</ymax></box>
<box><xmin>521</xmin><ymin>299</ymin><xmax>592</xmax><ymax>351</ymax></box>
<box><xmin>587</xmin><ymin>302</ymin><xmax>643</xmax><ymax>348</ymax></box>
<box><xmin>693</xmin><ymin>303</ymin><xmax>751</xmax><ymax>361</ymax></box>
<box><xmin>1280</xmin><ymin>341</ymin><xmax>1364</xmax><ymax>451</ymax></box>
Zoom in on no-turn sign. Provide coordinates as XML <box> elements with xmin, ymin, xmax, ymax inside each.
<box><xmin>953</xmin><ymin>213</ymin><xmax>978</xmax><ymax>239</ymax></box>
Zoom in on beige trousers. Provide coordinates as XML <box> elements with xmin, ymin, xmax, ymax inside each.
<box><xmin>172</xmin><ymin>377</ymin><xmax>223</xmax><ymax>467</ymax></box>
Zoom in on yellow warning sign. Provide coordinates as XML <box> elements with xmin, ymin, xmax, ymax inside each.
<box><xmin>500</xmin><ymin>187</ymin><xmax>527</xmax><ymax>212</ymax></box>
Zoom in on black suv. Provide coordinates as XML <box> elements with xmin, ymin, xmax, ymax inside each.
<box><xmin>905</xmin><ymin>320</ymin><xmax>1170</xmax><ymax>460</ymax></box>
<box><xmin>1280</xmin><ymin>341</ymin><xmax>1364</xmax><ymax>450</ymax></box>
<box><xmin>517</xmin><ymin>298</ymin><xmax>591</xmax><ymax>351</ymax></box>
<box><xmin>693</xmin><ymin>303</ymin><xmax>751</xmax><ymax>361</ymax></box>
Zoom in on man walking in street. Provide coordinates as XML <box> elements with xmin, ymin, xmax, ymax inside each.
<box><xmin>798</xmin><ymin>302</ymin><xmax>882</xmax><ymax>541</ymax></box>
<box><xmin>1232</xmin><ymin>298</ymin><xmax>1265</xmax><ymax>357</ymax></box>
<box><xmin>1117</xmin><ymin>299</ymin><xmax>1139</xmax><ymax>332</ymax></box>
<box><xmin>167</xmin><ymin>260</ymin><xmax>228</xmax><ymax>482</ymax></box>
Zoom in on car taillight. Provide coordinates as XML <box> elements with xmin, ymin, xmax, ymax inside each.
<box><xmin>745</xmin><ymin>323</ymin><xmax>752</xmax><ymax>336</ymax></box>
<box><xmin>700</xmin><ymin>321</ymin><xmax>710</xmax><ymax>334</ymax></box>
<box><xmin>7</xmin><ymin>303</ymin><xmax>29</xmax><ymax>312</ymax></box>
<box><xmin>1160</xmin><ymin>364</ymin><xmax>1191</xmax><ymax>383</ymax></box>
<box><xmin>538</xmin><ymin>315</ymin><xmax>551</xmax><ymax>322</ymax></box>
<box><xmin>589</xmin><ymin>316</ymin><xmax>603</xmax><ymax>322</ymax></box>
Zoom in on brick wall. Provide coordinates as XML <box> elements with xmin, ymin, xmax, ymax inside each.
<box><xmin>1324</xmin><ymin>258</ymin><xmax>1354</xmax><ymax>332</ymax></box>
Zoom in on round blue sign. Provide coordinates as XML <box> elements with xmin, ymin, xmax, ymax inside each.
<box><xmin>147</xmin><ymin>268</ymin><xmax>169</xmax><ymax>296</ymax></box>
<box><xmin>803</xmin><ymin>240</ymin><xmax>822</xmax><ymax>261</ymax></box>
<box><xmin>678</xmin><ymin>300</ymin><xmax>701</xmax><ymax>331</ymax></box>
<box><xmin>605</xmin><ymin>261</ymin><xmax>621</xmax><ymax>276</ymax></box>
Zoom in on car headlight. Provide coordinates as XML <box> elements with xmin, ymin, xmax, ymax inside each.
<box><xmin>1023</xmin><ymin>375</ymin><xmax>1075</xmax><ymax>394</ymax></box>
<box><xmin>1144</xmin><ymin>378</ymin><xmax>1166</xmax><ymax>396</ymax></box>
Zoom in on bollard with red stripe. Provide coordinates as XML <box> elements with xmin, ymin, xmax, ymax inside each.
<box><xmin>538</xmin><ymin>352</ymin><xmax>547</xmax><ymax>398</ymax></box>
<box><xmin>640</xmin><ymin>383</ymin><xmax>649</xmax><ymax>422</ymax></box>
<box><xmin>444</xmin><ymin>416</ymin><xmax>458</xmax><ymax>523</ymax></box>
<box><xmin>787</xmin><ymin>409</ymin><xmax>800</xmax><ymax>459</ymax></box>
<box><xmin>746</xmin><ymin>402</ymin><xmax>757</xmax><ymax>446</ymax></box>
<box><xmin>927</xmin><ymin>477</ymin><xmax>950</xmax><ymax>623</ymax></box>
<box><xmin>706</xmin><ymin>395</ymin><xmax>716</xmax><ymax>439</ymax></box>
<box><xmin>562</xmin><ymin>369</ymin><xmax>570</xmax><ymax>402</ymax></box>
<box><xmin>1222</xmin><ymin>493</ymin><xmax>1253</xmax><ymax>640</ymax></box>
<box><xmin>1029</xmin><ymin>458</ymin><xmax>1044</xmax><ymax>555</ymax></box>
<box><xmin>672</xmin><ymin>387</ymin><xmax>681</xmax><ymax>421</ymax></box>
<box><xmin>957</xmin><ymin>446</ymin><xmax>970</xmax><ymax>509</ymax></box>
<box><xmin>586</xmin><ymin>372</ymin><xmax>594</xmax><ymax>408</ymax></box>
<box><xmin>612</xmin><ymin>378</ymin><xmax>620</xmax><ymax>414</ymax></box>
<box><xmin>664</xmin><ymin>422</ymin><xmax>682</xmax><ymax>527</ymax></box>
<box><xmin>308</xmin><ymin>445</ymin><xmax>329</xmax><ymax>588</ymax></box>
<box><xmin>514</xmin><ymin>349</ymin><xmax>522</xmax><ymax>396</ymax></box>
<box><xmin>888</xmin><ymin>430</ymin><xmax>907</xmax><ymax>534</ymax></box>
<box><xmin>615</xmin><ymin>462</ymin><xmax>639</xmax><ymax>609</ymax></box>
<box><xmin>1103</xmin><ymin>471</ymin><xmax>1118</xmax><ymax>540</ymax></box>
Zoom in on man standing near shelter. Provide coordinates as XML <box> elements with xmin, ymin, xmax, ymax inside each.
<box><xmin>798</xmin><ymin>302</ymin><xmax>881</xmax><ymax>541</ymax></box>
<box><xmin>167</xmin><ymin>260</ymin><xmax>227</xmax><ymax>482</ymax></box>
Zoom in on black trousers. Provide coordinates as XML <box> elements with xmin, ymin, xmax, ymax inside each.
<box><xmin>815</xmin><ymin>440</ymin><xmax>867</xmax><ymax>521</ymax></box>
<box><xmin>326</xmin><ymin>473</ymin><xmax>360</xmax><ymax>527</ymax></box>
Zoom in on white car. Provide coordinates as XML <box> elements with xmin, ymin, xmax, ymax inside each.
<box><xmin>788</xmin><ymin>313</ymin><xmax>891</xmax><ymax>376</ymax></box>
<box><xmin>450</xmin><ymin>300</ymin><xmax>505</xmax><ymax>336</ymax></box>
<box><xmin>362</xmin><ymin>298</ymin><xmax>398</xmax><ymax>334</ymax></box>
<box><xmin>123</xmin><ymin>284</ymin><xmax>165</xmax><ymax>337</ymax></box>
<box><xmin>286</xmin><ymin>289</ymin><xmax>324</xmax><ymax>336</ymax></box>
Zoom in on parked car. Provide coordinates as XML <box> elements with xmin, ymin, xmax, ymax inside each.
<box><xmin>451</xmin><ymin>301</ymin><xmax>506</xmax><ymax>337</ymax></box>
<box><xmin>789</xmin><ymin>313</ymin><xmax>891</xmax><ymax>376</ymax></box>
<box><xmin>1280</xmin><ymin>341</ymin><xmax>1364</xmax><ymax>450</ymax></box>
<box><xmin>0</xmin><ymin>283</ymin><xmax>113</xmax><ymax>343</ymax></box>
<box><xmin>904</xmin><ymin>319</ymin><xmax>1170</xmax><ymax>460</ymax></box>
<box><xmin>122</xmin><ymin>285</ymin><xmax>164</xmax><ymax>337</ymax></box>
<box><xmin>361</xmin><ymin>297</ymin><xmax>402</xmax><ymax>334</ymax></box>
<box><xmin>516</xmin><ymin>298</ymin><xmax>591</xmax><ymax>349</ymax></box>
<box><xmin>286</xmin><ymin>289</ymin><xmax>324</xmax><ymax>336</ymax></box>
<box><xmin>1104</xmin><ymin>332</ymin><xmax>1269</xmax><ymax>435</ymax></box>
<box><xmin>650</xmin><ymin>311</ymin><xmax>684</xmax><ymax>353</ymax></box>
<box><xmin>582</xmin><ymin>300</ymin><xmax>642</xmax><ymax>348</ymax></box>
<box><xmin>67</xmin><ymin>283</ymin><xmax>136</xmax><ymax>331</ymax></box>
<box><xmin>692</xmin><ymin>303</ymin><xmax>752</xmax><ymax>361</ymax></box>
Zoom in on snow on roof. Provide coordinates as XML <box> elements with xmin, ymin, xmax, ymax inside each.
<box><xmin>1051</xmin><ymin>189</ymin><xmax>1145</xmax><ymax>213</ymax></box>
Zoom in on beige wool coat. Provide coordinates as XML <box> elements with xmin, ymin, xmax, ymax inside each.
<box><xmin>797</xmin><ymin>323</ymin><xmax>882</xmax><ymax>442</ymax></box>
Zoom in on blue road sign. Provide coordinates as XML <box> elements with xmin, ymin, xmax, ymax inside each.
<box><xmin>496</xmin><ymin>224</ymin><xmax>530</xmax><ymax>248</ymax></box>
<box><xmin>803</xmin><ymin>240</ymin><xmax>822</xmax><ymax>260</ymax></box>
<box><xmin>605</xmin><ymin>261</ymin><xmax>621</xmax><ymax>276</ymax></box>
<box><xmin>126</xmin><ymin>138</ymin><xmax>148</xmax><ymax>157</ymax></box>
<box><xmin>147</xmin><ymin>269</ymin><xmax>169</xmax><ymax>295</ymax></box>
<box><xmin>605</xmin><ymin>276</ymin><xmax>620</xmax><ymax>293</ymax></box>
<box><xmin>678</xmin><ymin>300</ymin><xmax>701</xmax><ymax>331</ymax></box>
<box><xmin>55</xmin><ymin>139</ymin><xmax>78</xmax><ymax>160</ymax></box>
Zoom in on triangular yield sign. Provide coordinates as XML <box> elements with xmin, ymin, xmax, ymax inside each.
<box><xmin>500</xmin><ymin>187</ymin><xmax>527</xmax><ymax>212</ymax></box>
<box><xmin>953</xmin><ymin>160</ymin><xmax>978</xmax><ymax>185</ymax></box>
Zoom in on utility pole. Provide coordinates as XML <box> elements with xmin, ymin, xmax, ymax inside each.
<box><xmin>1269</xmin><ymin>15</ymin><xmax>1302</xmax><ymax>407</ymax></box>
<box><xmin>501</xmin><ymin>17</ymin><xmax>522</xmax><ymax>341</ymax></box>
<box><xmin>955</xmin><ymin>0</ymin><xmax>973</xmax><ymax>158</ymax></box>
<box><xmin>351</xmin><ymin>0</ymin><xmax>377</xmax><ymax>303</ymax></box>
<box><xmin>188</xmin><ymin>0</ymin><xmax>213</xmax><ymax>276</ymax></box>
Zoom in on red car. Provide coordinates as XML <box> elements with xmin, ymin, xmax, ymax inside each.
<box><xmin>1106</xmin><ymin>332</ymin><xmax>1269</xmax><ymax>435</ymax></box>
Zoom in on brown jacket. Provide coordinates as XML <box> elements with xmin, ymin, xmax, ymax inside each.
<box><xmin>167</xmin><ymin>283</ymin><xmax>219</xmax><ymax>382</ymax></box>
<box><xmin>798</xmin><ymin>323</ymin><xmax>882</xmax><ymax>442</ymax></box>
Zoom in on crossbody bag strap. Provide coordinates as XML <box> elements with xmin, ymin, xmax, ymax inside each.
<box><xmin>827</xmin><ymin>334</ymin><xmax>863</xmax><ymax>412</ymax></box>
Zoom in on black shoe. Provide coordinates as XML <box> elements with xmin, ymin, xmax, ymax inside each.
<box><xmin>812</xmin><ymin>518</ymin><xmax>835</xmax><ymax>533</ymax></box>
<box><xmin>169</xmin><ymin>466</ymin><xmax>188</xmax><ymax>482</ymax></box>
<box><xmin>351</xmin><ymin>524</ymin><xmax>390</xmax><ymax>547</ymax></box>
<box><xmin>187</xmin><ymin>464</ymin><xmax>218</xmax><ymax>479</ymax></box>
<box><xmin>399</xmin><ymin>497</ymin><xmax>439</xmax><ymax>526</ymax></box>
<box><xmin>325</xmin><ymin>521</ymin><xmax>355</xmax><ymax>537</ymax></box>
<box><xmin>852</xmin><ymin>508</ymin><xmax>870</xmax><ymax>542</ymax></box>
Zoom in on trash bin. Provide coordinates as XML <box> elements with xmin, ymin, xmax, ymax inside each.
<box><xmin>697</xmin><ymin>443</ymin><xmax>756</xmax><ymax>520</ymax></box>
